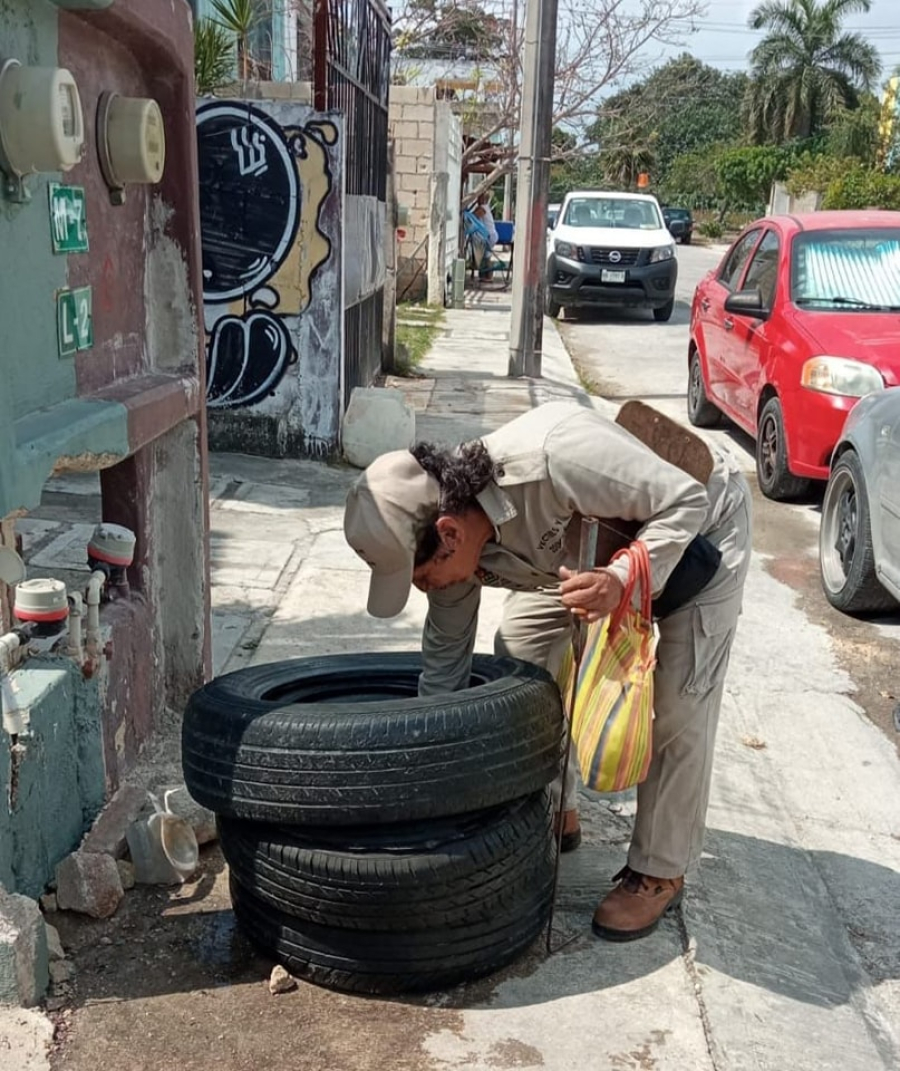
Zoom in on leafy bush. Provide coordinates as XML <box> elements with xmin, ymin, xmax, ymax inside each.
<box><xmin>787</xmin><ymin>157</ymin><xmax>900</xmax><ymax>210</ymax></box>
<box><xmin>194</xmin><ymin>18</ymin><xmax>235</xmax><ymax>94</ymax></box>
<box><xmin>698</xmin><ymin>220</ymin><xmax>724</xmax><ymax>239</ymax></box>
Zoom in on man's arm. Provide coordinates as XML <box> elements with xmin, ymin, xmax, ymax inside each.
<box><xmin>418</xmin><ymin>581</ymin><xmax>482</xmax><ymax>696</ymax></box>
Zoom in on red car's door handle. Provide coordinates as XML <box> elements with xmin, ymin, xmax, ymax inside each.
<box><xmin>724</xmin><ymin>318</ymin><xmax>735</xmax><ymax>331</ymax></box>
<box><xmin>700</xmin><ymin>298</ymin><xmax>711</xmax><ymax>312</ymax></box>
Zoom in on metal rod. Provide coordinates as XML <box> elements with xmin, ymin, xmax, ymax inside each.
<box><xmin>546</xmin><ymin>517</ymin><xmax>599</xmax><ymax>954</ymax></box>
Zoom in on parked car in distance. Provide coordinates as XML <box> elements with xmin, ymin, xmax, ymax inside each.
<box><xmin>546</xmin><ymin>190</ymin><xmax>677</xmax><ymax>322</ymax></box>
<box><xmin>687</xmin><ymin>210</ymin><xmax>900</xmax><ymax>500</ymax></box>
<box><xmin>547</xmin><ymin>203</ymin><xmax>561</xmax><ymax>229</ymax></box>
<box><xmin>819</xmin><ymin>386</ymin><xmax>900</xmax><ymax>613</ymax></box>
<box><xmin>662</xmin><ymin>206</ymin><xmax>694</xmax><ymax>244</ymax></box>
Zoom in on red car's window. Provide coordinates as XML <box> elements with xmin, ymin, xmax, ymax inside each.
<box><xmin>719</xmin><ymin>229</ymin><xmax>762</xmax><ymax>290</ymax></box>
<box><xmin>791</xmin><ymin>228</ymin><xmax>900</xmax><ymax>310</ymax></box>
<box><xmin>741</xmin><ymin>230</ymin><xmax>780</xmax><ymax>308</ymax></box>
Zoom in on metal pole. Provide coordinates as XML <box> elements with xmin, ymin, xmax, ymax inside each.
<box><xmin>502</xmin><ymin>0</ymin><xmax>519</xmax><ymax>222</ymax></box>
<box><xmin>508</xmin><ymin>0</ymin><xmax>558</xmax><ymax>379</ymax></box>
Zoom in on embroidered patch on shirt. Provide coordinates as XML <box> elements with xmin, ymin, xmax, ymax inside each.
<box><xmin>538</xmin><ymin>518</ymin><xmax>567</xmax><ymax>554</ymax></box>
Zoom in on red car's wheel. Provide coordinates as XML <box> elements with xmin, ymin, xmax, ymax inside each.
<box><xmin>686</xmin><ymin>350</ymin><xmax>722</xmax><ymax>428</ymax></box>
<box><xmin>755</xmin><ymin>397</ymin><xmax>810</xmax><ymax>501</ymax></box>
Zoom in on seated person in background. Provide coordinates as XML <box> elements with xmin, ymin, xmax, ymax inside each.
<box><xmin>472</xmin><ymin>192</ymin><xmax>499</xmax><ymax>278</ymax></box>
<box><xmin>474</xmin><ymin>192</ymin><xmax>498</xmax><ymax>247</ymax></box>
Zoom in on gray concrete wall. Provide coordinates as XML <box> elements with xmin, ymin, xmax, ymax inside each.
<box><xmin>0</xmin><ymin>0</ymin><xmax>209</xmax><ymax>898</ymax></box>
<box><xmin>390</xmin><ymin>86</ymin><xmax>463</xmax><ymax>305</ymax></box>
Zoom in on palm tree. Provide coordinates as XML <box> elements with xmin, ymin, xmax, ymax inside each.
<box><xmin>744</xmin><ymin>0</ymin><xmax>881</xmax><ymax>143</ymax></box>
<box><xmin>211</xmin><ymin>0</ymin><xmax>258</xmax><ymax>82</ymax></box>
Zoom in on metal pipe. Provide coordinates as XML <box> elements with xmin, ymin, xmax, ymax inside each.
<box><xmin>546</xmin><ymin>516</ymin><xmax>599</xmax><ymax>954</ymax></box>
<box><xmin>67</xmin><ymin>592</ymin><xmax>84</xmax><ymax>665</ymax></box>
<box><xmin>84</xmin><ymin>569</ymin><xmax>107</xmax><ymax>674</ymax></box>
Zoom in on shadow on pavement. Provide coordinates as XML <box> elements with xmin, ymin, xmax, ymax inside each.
<box><xmin>52</xmin><ymin>829</ymin><xmax>897</xmax><ymax>1014</ymax></box>
<box><xmin>562</xmin><ymin>301</ymin><xmax>692</xmax><ymax>329</ymax></box>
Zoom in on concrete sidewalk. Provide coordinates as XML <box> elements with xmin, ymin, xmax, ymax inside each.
<box><xmin>11</xmin><ymin>295</ymin><xmax>900</xmax><ymax>1071</ymax></box>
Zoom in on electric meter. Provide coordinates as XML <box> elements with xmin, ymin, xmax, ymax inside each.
<box><xmin>0</xmin><ymin>61</ymin><xmax>85</xmax><ymax>179</ymax></box>
<box><xmin>97</xmin><ymin>92</ymin><xmax>166</xmax><ymax>203</ymax></box>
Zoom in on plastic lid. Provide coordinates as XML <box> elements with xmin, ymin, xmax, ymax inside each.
<box><xmin>158</xmin><ymin>814</ymin><xmax>199</xmax><ymax>876</ymax></box>
<box><xmin>88</xmin><ymin>523</ymin><xmax>136</xmax><ymax>567</ymax></box>
<box><xmin>14</xmin><ymin>578</ymin><xmax>69</xmax><ymax>622</ymax></box>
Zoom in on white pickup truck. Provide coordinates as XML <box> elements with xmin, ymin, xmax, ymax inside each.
<box><xmin>545</xmin><ymin>190</ymin><xmax>678</xmax><ymax>322</ymax></box>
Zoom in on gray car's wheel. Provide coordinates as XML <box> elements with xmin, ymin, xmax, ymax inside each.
<box><xmin>755</xmin><ymin>397</ymin><xmax>810</xmax><ymax>501</ymax></box>
<box><xmin>686</xmin><ymin>350</ymin><xmax>721</xmax><ymax>428</ymax></box>
<box><xmin>545</xmin><ymin>292</ymin><xmax>561</xmax><ymax>319</ymax></box>
<box><xmin>819</xmin><ymin>450</ymin><xmax>897</xmax><ymax>613</ymax></box>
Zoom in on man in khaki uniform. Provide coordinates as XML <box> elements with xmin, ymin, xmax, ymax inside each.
<box><xmin>344</xmin><ymin>401</ymin><xmax>751</xmax><ymax>941</ymax></box>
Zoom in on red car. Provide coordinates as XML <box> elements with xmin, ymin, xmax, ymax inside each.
<box><xmin>688</xmin><ymin>211</ymin><xmax>900</xmax><ymax>499</ymax></box>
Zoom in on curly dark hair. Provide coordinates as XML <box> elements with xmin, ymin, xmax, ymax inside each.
<box><xmin>411</xmin><ymin>440</ymin><xmax>496</xmax><ymax>566</ymax></box>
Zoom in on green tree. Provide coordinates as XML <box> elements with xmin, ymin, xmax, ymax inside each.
<box><xmin>715</xmin><ymin>145</ymin><xmax>795</xmax><ymax>208</ymax></box>
<box><xmin>397</xmin><ymin>0</ymin><xmax>505</xmax><ymax>59</ymax></box>
<box><xmin>549</xmin><ymin>152</ymin><xmax>604</xmax><ymax>201</ymax></box>
<box><xmin>589</xmin><ymin>56</ymin><xmax>748</xmax><ymax>187</ymax></box>
<box><xmin>744</xmin><ymin>0</ymin><xmax>881</xmax><ymax>143</ymax></box>
<box><xmin>658</xmin><ymin>145</ymin><xmax>729</xmax><ymax>208</ymax></box>
<box><xmin>824</xmin><ymin>93</ymin><xmax>881</xmax><ymax>161</ymax></box>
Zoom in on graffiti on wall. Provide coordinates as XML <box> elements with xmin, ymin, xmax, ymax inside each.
<box><xmin>197</xmin><ymin>101</ymin><xmax>341</xmax><ymax>411</ymax></box>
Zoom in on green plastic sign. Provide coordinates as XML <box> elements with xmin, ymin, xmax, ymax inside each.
<box><xmin>57</xmin><ymin>287</ymin><xmax>93</xmax><ymax>357</ymax></box>
<box><xmin>49</xmin><ymin>184</ymin><xmax>89</xmax><ymax>254</ymax></box>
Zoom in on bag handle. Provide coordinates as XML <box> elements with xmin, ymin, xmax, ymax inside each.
<box><xmin>607</xmin><ymin>541</ymin><xmax>652</xmax><ymax>635</ymax></box>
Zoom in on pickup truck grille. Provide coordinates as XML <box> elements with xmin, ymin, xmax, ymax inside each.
<box><xmin>586</xmin><ymin>247</ymin><xmax>641</xmax><ymax>266</ymax></box>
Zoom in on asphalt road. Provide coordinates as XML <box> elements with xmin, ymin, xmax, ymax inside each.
<box><xmin>558</xmin><ymin>241</ymin><xmax>900</xmax><ymax>745</ymax></box>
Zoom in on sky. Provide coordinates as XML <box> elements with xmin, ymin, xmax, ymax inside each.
<box><xmin>654</xmin><ymin>0</ymin><xmax>900</xmax><ymax>81</ymax></box>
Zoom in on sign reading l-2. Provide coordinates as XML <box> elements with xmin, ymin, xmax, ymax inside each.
<box><xmin>57</xmin><ymin>287</ymin><xmax>93</xmax><ymax>358</ymax></box>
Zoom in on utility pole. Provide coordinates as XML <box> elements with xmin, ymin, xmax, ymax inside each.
<box><xmin>502</xmin><ymin>0</ymin><xmax>519</xmax><ymax>222</ymax></box>
<box><xmin>507</xmin><ymin>0</ymin><xmax>558</xmax><ymax>378</ymax></box>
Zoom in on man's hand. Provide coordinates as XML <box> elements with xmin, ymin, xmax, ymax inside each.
<box><xmin>559</xmin><ymin>567</ymin><xmax>625</xmax><ymax>623</ymax></box>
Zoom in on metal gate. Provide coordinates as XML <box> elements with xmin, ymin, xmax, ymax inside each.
<box><xmin>314</xmin><ymin>0</ymin><xmax>391</xmax><ymax>397</ymax></box>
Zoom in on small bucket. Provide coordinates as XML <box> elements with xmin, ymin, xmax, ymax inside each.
<box><xmin>126</xmin><ymin>789</ymin><xmax>199</xmax><ymax>885</ymax></box>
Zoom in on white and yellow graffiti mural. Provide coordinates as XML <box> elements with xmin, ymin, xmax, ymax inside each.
<box><xmin>197</xmin><ymin>100</ymin><xmax>343</xmax><ymax>449</ymax></box>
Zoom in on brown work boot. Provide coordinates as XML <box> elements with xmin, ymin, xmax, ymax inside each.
<box><xmin>553</xmin><ymin>809</ymin><xmax>582</xmax><ymax>853</ymax></box>
<box><xmin>592</xmin><ymin>866</ymin><xmax>684</xmax><ymax>941</ymax></box>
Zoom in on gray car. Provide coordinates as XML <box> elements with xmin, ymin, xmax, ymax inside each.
<box><xmin>819</xmin><ymin>386</ymin><xmax>900</xmax><ymax>613</ymax></box>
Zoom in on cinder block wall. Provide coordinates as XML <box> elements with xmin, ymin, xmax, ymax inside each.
<box><xmin>390</xmin><ymin>86</ymin><xmax>437</xmax><ymax>302</ymax></box>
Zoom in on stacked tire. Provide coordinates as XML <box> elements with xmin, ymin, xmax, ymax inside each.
<box><xmin>182</xmin><ymin>653</ymin><xmax>565</xmax><ymax>995</ymax></box>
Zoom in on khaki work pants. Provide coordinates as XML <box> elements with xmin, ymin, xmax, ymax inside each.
<box><xmin>494</xmin><ymin>471</ymin><xmax>752</xmax><ymax>880</ymax></box>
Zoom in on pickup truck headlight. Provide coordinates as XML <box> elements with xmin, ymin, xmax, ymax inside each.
<box><xmin>649</xmin><ymin>244</ymin><xmax>675</xmax><ymax>263</ymax></box>
<box><xmin>555</xmin><ymin>240</ymin><xmax>576</xmax><ymax>258</ymax></box>
<box><xmin>801</xmin><ymin>357</ymin><xmax>885</xmax><ymax>397</ymax></box>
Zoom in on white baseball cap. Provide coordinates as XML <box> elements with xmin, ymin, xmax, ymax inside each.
<box><xmin>343</xmin><ymin>450</ymin><xmax>441</xmax><ymax>617</ymax></box>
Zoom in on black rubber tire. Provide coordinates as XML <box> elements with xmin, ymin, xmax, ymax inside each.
<box><xmin>653</xmin><ymin>298</ymin><xmax>674</xmax><ymax>323</ymax></box>
<box><xmin>182</xmin><ymin>653</ymin><xmax>564</xmax><ymax>825</ymax></box>
<box><xmin>229</xmin><ymin>870</ymin><xmax>553</xmax><ymax>995</ymax></box>
<box><xmin>218</xmin><ymin>791</ymin><xmax>554</xmax><ymax>931</ymax></box>
<box><xmin>755</xmin><ymin>396</ymin><xmax>810</xmax><ymax>501</ymax></box>
<box><xmin>682</xmin><ymin>234</ymin><xmax>692</xmax><ymax>246</ymax></box>
<box><xmin>819</xmin><ymin>450</ymin><xmax>897</xmax><ymax>614</ymax></box>
<box><xmin>545</xmin><ymin>293</ymin><xmax>561</xmax><ymax>318</ymax></box>
<box><xmin>686</xmin><ymin>349</ymin><xmax>722</xmax><ymax>428</ymax></box>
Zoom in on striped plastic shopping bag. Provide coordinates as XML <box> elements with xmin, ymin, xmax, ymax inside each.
<box><xmin>557</xmin><ymin>541</ymin><xmax>657</xmax><ymax>793</ymax></box>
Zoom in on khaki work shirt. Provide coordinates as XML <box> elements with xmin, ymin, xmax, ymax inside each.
<box><xmin>419</xmin><ymin>402</ymin><xmax>741</xmax><ymax>695</ymax></box>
